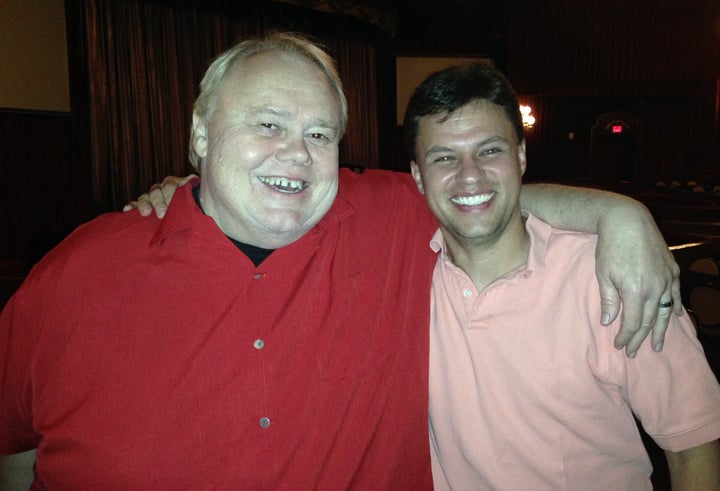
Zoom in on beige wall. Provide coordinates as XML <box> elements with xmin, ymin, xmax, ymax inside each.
<box><xmin>0</xmin><ymin>0</ymin><xmax>69</xmax><ymax>112</ymax></box>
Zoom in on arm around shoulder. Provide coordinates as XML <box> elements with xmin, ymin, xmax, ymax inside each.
<box><xmin>519</xmin><ymin>182</ymin><xmax>681</xmax><ymax>357</ymax></box>
<box><xmin>122</xmin><ymin>174</ymin><xmax>196</xmax><ymax>218</ymax></box>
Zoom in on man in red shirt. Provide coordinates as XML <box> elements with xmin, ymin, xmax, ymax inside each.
<box><xmin>1</xmin><ymin>33</ymin><xmax>680</xmax><ymax>489</ymax></box>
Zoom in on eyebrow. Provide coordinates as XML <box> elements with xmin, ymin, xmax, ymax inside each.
<box><xmin>248</xmin><ymin>106</ymin><xmax>338</xmax><ymax>130</ymax></box>
<box><xmin>424</xmin><ymin>135</ymin><xmax>509</xmax><ymax>156</ymax></box>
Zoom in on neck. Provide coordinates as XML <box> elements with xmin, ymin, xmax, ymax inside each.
<box><xmin>199</xmin><ymin>196</ymin><xmax>309</xmax><ymax>250</ymax></box>
<box><xmin>443</xmin><ymin>213</ymin><xmax>530</xmax><ymax>292</ymax></box>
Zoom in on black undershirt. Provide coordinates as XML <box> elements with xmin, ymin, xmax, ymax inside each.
<box><xmin>192</xmin><ymin>185</ymin><xmax>274</xmax><ymax>266</ymax></box>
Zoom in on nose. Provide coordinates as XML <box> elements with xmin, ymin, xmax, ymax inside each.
<box><xmin>456</xmin><ymin>157</ymin><xmax>485</xmax><ymax>183</ymax></box>
<box><xmin>276</xmin><ymin>135</ymin><xmax>311</xmax><ymax>166</ymax></box>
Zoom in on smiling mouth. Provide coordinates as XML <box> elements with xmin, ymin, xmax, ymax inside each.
<box><xmin>258</xmin><ymin>176</ymin><xmax>308</xmax><ymax>193</ymax></box>
<box><xmin>451</xmin><ymin>192</ymin><xmax>494</xmax><ymax>206</ymax></box>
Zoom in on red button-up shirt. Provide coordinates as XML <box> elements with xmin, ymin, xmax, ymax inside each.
<box><xmin>0</xmin><ymin>169</ymin><xmax>438</xmax><ymax>489</ymax></box>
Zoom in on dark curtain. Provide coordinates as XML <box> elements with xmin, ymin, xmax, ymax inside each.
<box><xmin>506</xmin><ymin>0</ymin><xmax>720</xmax><ymax>97</ymax></box>
<box><xmin>83</xmin><ymin>0</ymin><xmax>382</xmax><ymax>211</ymax></box>
<box><xmin>327</xmin><ymin>37</ymin><xmax>380</xmax><ymax>169</ymax></box>
<box><xmin>504</xmin><ymin>0</ymin><xmax>720</xmax><ymax>183</ymax></box>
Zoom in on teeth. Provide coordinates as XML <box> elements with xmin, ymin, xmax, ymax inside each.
<box><xmin>258</xmin><ymin>176</ymin><xmax>306</xmax><ymax>193</ymax></box>
<box><xmin>451</xmin><ymin>193</ymin><xmax>494</xmax><ymax>206</ymax></box>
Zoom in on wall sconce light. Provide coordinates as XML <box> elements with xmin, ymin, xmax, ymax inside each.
<box><xmin>520</xmin><ymin>104</ymin><xmax>535</xmax><ymax>128</ymax></box>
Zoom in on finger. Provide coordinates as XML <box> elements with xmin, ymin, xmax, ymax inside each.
<box><xmin>134</xmin><ymin>193</ymin><xmax>153</xmax><ymax>217</ymax></box>
<box><xmin>623</xmin><ymin>322</ymin><xmax>652</xmax><ymax>358</ymax></box>
<box><xmin>612</xmin><ymin>290</ymin><xmax>644</xmax><ymax>350</ymax></box>
<box><xmin>650</xmin><ymin>303</ymin><xmax>674</xmax><ymax>352</ymax></box>
<box><xmin>627</xmin><ymin>294</ymin><xmax>675</xmax><ymax>355</ymax></box>
<box><xmin>598</xmin><ymin>277</ymin><xmax>621</xmax><ymax>326</ymax></box>
<box><xmin>177</xmin><ymin>174</ymin><xmax>198</xmax><ymax>186</ymax></box>
<box><xmin>671</xmin><ymin>277</ymin><xmax>683</xmax><ymax>317</ymax></box>
<box><xmin>623</xmin><ymin>296</ymin><xmax>661</xmax><ymax>356</ymax></box>
<box><xmin>160</xmin><ymin>176</ymin><xmax>181</xmax><ymax>188</ymax></box>
<box><xmin>156</xmin><ymin>186</ymin><xmax>171</xmax><ymax>219</ymax></box>
<box><xmin>147</xmin><ymin>185</ymin><xmax>169</xmax><ymax>218</ymax></box>
<box><xmin>148</xmin><ymin>183</ymin><xmax>164</xmax><ymax>198</ymax></box>
<box><xmin>122</xmin><ymin>201</ymin><xmax>138</xmax><ymax>212</ymax></box>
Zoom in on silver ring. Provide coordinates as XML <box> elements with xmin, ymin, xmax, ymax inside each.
<box><xmin>659</xmin><ymin>300</ymin><xmax>674</xmax><ymax>308</ymax></box>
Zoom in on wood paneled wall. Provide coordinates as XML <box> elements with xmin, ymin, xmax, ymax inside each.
<box><xmin>0</xmin><ymin>110</ymin><xmax>93</xmax><ymax>266</ymax></box>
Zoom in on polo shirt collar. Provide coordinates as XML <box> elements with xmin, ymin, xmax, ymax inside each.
<box><xmin>428</xmin><ymin>211</ymin><xmax>552</xmax><ymax>277</ymax></box>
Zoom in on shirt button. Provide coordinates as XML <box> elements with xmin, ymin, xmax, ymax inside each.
<box><xmin>259</xmin><ymin>417</ymin><xmax>271</xmax><ymax>428</ymax></box>
<box><xmin>253</xmin><ymin>339</ymin><xmax>265</xmax><ymax>350</ymax></box>
<box><xmin>463</xmin><ymin>289</ymin><xmax>473</xmax><ymax>298</ymax></box>
<box><xmin>253</xmin><ymin>273</ymin><xmax>264</xmax><ymax>280</ymax></box>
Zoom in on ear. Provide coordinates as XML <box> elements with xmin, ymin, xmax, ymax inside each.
<box><xmin>191</xmin><ymin>112</ymin><xmax>209</xmax><ymax>160</ymax></box>
<box><xmin>410</xmin><ymin>161</ymin><xmax>425</xmax><ymax>195</ymax></box>
<box><xmin>518</xmin><ymin>139</ymin><xmax>527</xmax><ymax>176</ymax></box>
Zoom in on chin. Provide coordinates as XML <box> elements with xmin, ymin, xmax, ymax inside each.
<box><xmin>264</xmin><ymin>214</ymin><xmax>314</xmax><ymax>235</ymax></box>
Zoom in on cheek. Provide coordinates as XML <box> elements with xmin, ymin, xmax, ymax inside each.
<box><xmin>210</xmin><ymin>131</ymin><xmax>268</xmax><ymax>165</ymax></box>
<box><xmin>311</xmin><ymin>146</ymin><xmax>340</xmax><ymax>177</ymax></box>
<box><xmin>423</xmin><ymin>168</ymin><xmax>454</xmax><ymax>193</ymax></box>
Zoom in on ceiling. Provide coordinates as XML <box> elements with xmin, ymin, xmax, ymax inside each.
<box><xmin>375</xmin><ymin>0</ymin><xmax>508</xmax><ymax>54</ymax></box>
<box><xmin>265</xmin><ymin>0</ymin><xmax>719</xmax><ymax>62</ymax></box>
<box><xmin>264</xmin><ymin>0</ymin><xmax>507</xmax><ymax>55</ymax></box>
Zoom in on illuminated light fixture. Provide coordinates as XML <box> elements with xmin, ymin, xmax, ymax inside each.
<box><xmin>519</xmin><ymin>104</ymin><xmax>535</xmax><ymax>128</ymax></box>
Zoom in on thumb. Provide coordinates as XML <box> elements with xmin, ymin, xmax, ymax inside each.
<box><xmin>598</xmin><ymin>277</ymin><xmax>621</xmax><ymax>326</ymax></box>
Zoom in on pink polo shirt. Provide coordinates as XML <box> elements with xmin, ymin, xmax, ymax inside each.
<box><xmin>429</xmin><ymin>213</ymin><xmax>720</xmax><ymax>490</ymax></box>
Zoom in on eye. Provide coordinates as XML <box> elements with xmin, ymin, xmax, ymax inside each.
<box><xmin>432</xmin><ymin>155</ymin><xmax>456</xmax><ymax>164</ymax></box>
<box><xmin>260</xmin><ymin>122</ymin><xmax>278</xmax><ymax>130</ymax></box>
<box><xmin>307</xmin><ymin>131</ymin><xmax>336</xmax><ymax>145</ymax></box>
<box><xmin>481</xmin><ymin>147</ymin><xmax>502</xmax><ymax>156</ymax></box>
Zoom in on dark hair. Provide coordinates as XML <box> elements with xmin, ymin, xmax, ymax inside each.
<box><xmin>403</xmin><ymin>62</ymin><xmax>523</xmax><ymax>162</ymax></box>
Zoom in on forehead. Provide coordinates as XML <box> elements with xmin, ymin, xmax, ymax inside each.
<box><xmin>218</xmin><ymin>51</ymin><xmax>341</xmax><ymax>120</ymax></box>
<box><xmin>420</xmin><ymin>100</ymin><xmax>511</xmax><ymax>139</ymax></box>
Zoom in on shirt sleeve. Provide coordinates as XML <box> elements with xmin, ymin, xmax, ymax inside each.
<box><xmin>0</xmin><ymin>288</ymin><xmax>40</xmax><ymax>454</ymax></box>
<box><xmin>612</xmin><ymin>311</ymin><xmax>720</xmax><ymax>452</ymax></box>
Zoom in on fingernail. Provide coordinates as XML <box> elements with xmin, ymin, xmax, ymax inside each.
<box><xmin>654</xmin><ymin>341</ymin><xmax>663</xmax><ymax>352</ymax></box>
<box><xmin>628</xmin><ymin>350</ymin><xmax>637</xmax><ymax>359</ymax></box>
<box><xmin>601</xmin><ymin>313</ymin><xmax>610</xmax><ymax>325</ymax></box>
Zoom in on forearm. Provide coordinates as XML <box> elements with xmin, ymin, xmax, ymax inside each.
<box><xmin>519</xmin><ymin>182</ymin><xmax>652</xmax><ymax>234</ymax></box>
<box><xmin>665</xmin><ymin>440</ymin><xmax>720</xmax><ymax>490</ymax></box>
<box><xmin>0</xmin><ymin>449</ymin><xmax>36</xmax><ymax>490</ymax></box>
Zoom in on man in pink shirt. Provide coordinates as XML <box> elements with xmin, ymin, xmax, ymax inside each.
<box><xmin>405</xmin><ymin>62</ymin><xmax>720</xmax><ymax>489</ymax></box>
